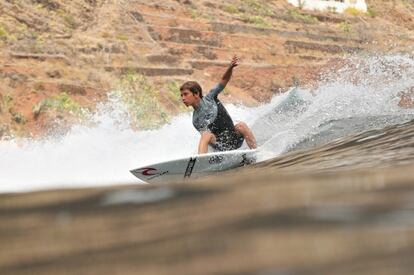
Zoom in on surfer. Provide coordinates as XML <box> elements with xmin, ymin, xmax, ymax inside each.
<box><xmin>180</xmin><ymin>55</ymin><xmax>257</xmax><ymax>154</ymax></box>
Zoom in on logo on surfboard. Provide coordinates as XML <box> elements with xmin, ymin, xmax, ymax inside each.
<box><xmin>134</xmin><ymin>168</ymin><xmax>169</xmax><ymax>179</ymax></box>
<box><xmin>209</xmin><ymin>155</ymin><xmax>224</xmax><ymax>164</ymax></box>
<box><xmin>138</xmin><ymin>168</ymin><xmax>158</xmax><ymax>176</ymax></box>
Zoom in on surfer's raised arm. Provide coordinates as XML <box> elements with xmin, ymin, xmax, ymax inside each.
<box><xmin>220</xmin><ymin>55</ymin><xmax>239</xmax><ymax>87</ymax></box>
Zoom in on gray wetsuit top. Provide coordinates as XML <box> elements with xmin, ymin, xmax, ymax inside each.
<box><xmin>192</xmin><ymin>83</ymin><xmax>224</xmax><ymax>132</ymax></box>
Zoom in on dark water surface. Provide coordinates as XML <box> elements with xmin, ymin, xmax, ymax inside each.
<box><xmin>1</xmin><ymin>119</ymin><xmax>414</xmax><ymax>275</ymax></box>
<box><xmin>257</xmin><ymin>118</ymin><xmax>414</xmax><ymax>173</ymax></box>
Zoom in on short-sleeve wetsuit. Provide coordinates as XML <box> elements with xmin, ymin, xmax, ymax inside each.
<box><xmin>192</xmin><ymin>83</ymin><xmax>244</xmax><ymax>151</ymax></box>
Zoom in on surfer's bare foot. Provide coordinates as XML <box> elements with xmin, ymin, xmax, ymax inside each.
<box><xmin>235</xmin><ymin>122</ymin><xmax>257</xmax><ymax>149</ymax></box>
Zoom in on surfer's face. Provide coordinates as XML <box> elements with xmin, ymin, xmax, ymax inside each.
<box><xmin>181</xmin><ymin>89</ymin><xmax>199</xmax><ymax>107</ymax></box>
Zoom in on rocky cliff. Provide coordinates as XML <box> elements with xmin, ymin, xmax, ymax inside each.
<box><xmin>1</xmin><ymin>0</ymin><xmax>413</xmax><ymax>137</ymax></box>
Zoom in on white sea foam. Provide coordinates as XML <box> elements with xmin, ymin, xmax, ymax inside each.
<box><xmin>1</xmin><ymin>54</ymin><xmax>414</xmax><ymax>193</ymax></box>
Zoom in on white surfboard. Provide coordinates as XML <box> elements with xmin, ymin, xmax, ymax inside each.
<box><xmin>130</xmin><ymin>149</ymin><xmax>257</xmax><ymax>183</ymax></box>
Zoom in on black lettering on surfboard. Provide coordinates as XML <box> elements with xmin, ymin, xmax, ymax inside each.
<box><xmin>239</xmin><ymin>153</ymin><xmax>247</xmax><ymax>166</ymax></box>
<box><xmin>209</xmin><ymin>155</ymin><xmax>224</xmax><ymax>164</ymax></box>
<box><xmin>184</xmin><ymin>157</ymin><xmax>197</xmax><ymax>178</ymax></box>
<box><xmin>240</xmin><ymin>153</ymin><xmax>256</xmax><ymax>166</ymax></box>
<box><xmin>148</xmin><ymin>171</ymin><xmax>169</xmax><ymax>180</ymax></box>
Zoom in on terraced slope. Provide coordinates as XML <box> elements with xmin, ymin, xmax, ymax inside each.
<box><xmin>0</xmin><ymin>0</ymin><xmax>413</xmax><ymax>137</ymax></box>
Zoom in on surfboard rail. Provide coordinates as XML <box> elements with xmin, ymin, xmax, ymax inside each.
<box><xmin>130</xmin><ymin>149</ymin><xmax>257</xmax><ymax>183</ymax></box>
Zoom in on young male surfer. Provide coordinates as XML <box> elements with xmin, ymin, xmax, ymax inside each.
<box><xmin>180</xmin><ymin>55</ymin><xmax>257</xmax><ymax>154</ymax></box>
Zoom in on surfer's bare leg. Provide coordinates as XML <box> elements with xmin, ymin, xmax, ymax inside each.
<box><xmin>235</xmin><ymin>122</ymin><xmax>257</xmax><ymax>149</ymax></box>
<box><xmin>198</xmin><ymin>131</ymin><xmax>216</xmax><ymax>154</ymax></box>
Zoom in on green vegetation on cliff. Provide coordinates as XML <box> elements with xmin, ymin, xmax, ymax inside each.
<box><xmin>117</xmin><ymin>72</ymin><xmax>170</xmax><ymax>130</ymax></box>
<box><xmin>33</xmin><ymin>92</ymin><xmax>86</xmax><ymax>119</ymax></box>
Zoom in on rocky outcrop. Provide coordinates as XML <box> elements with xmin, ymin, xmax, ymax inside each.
<box><xmin>0</xmin><ymin>0</ymin><xmax>414</xmax><ymax>136</ymax></box>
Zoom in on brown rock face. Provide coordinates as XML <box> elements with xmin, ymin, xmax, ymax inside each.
<box><xmin>0</xmin><ymin>0</ymin><xmax>414</xmax><ymax>137</ymax></box>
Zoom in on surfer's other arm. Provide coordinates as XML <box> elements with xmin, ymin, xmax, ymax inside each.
<box><xmin>220</xmin><ymin>55</ymin><xmax>239</xmax><ymax>87</ymax></box>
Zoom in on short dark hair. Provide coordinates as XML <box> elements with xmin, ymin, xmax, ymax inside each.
<box><xmin>180</xmin><ymin>81</ymin><xmax>203</xmax><ymax>98</ymax></box>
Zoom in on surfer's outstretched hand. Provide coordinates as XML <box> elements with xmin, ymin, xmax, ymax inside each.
<box><xmin>230</xmin><ymin>55</ymin><xmax>239</xmax><ymax>68</ymax></box>
<box><xmin>221</xmin><ymin>55</ymin><xmax>239</xmax><ymax>87</ymax></box>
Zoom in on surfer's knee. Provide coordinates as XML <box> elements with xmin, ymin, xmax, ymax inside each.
<box><xmin>235</xmin><ymin>122</ymin><xmax>257</xmax><ymax>149</ymax></box>
<box><xmin>200</xmin><ymin>131</ymin><xmax>215</xmax><ymax>143</ymax></box>
<box><xmin>235</xmin><ymin>122</ymin><xmax>249</xmax><ymax>134</ymax></box>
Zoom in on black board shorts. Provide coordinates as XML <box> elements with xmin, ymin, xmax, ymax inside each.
<box><xmin>212</xmin><ymin>131</ymin><xmax>244</xmax><ymax>151</ymax></box>
<box><xmin>208</xmin><ymin>98</ymin><xmax>244</xmax><ymax>151</ymax></box>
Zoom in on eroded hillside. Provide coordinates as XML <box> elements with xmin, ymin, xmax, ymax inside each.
<box><xmin>0</xmin><ymin>0</ymin><xmax>413</xmax><ymax>137</ymax></box>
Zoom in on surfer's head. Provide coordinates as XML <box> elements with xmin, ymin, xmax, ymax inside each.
<box><xmin>180</xmin><ymin>81</ymin><xmax>203</xmax><ymax>107</ymax></box>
